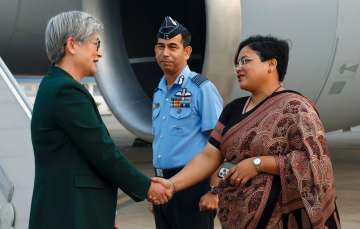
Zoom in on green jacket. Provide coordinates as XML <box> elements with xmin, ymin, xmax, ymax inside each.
<box><xmin>29</xmin><ymin>66</ymin><xmax>150</xmax><ymax>229</ymax></box>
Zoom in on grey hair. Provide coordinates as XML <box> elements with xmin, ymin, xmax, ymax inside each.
<box><xmin>45</xmin><ymin>11</ymin><xmax>104</xmax><ymax>64</ymax></box>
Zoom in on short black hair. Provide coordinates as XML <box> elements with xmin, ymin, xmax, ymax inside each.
<box><xmin>181</xmin><ymin>29</ymin><xmax>191</xmax><ymax>47</ymax></box>
<box><xmin>234</xmin><ymin>35</ymin><xmax>289</xmax><ymax>81</ymax></box>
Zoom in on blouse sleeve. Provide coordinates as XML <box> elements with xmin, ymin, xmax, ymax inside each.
<box><xmin>208</xmin><ymin>99</ymin><xmax>237</xmax><ymax>149</ymax></box>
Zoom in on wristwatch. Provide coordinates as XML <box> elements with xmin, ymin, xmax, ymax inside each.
<box><xmin>209</xmin><ymin>185</ymin><xmax>219</xmax><ymax>194</ymax></box>
<box><xmin>253</xmin><ymin>157</ymin><xmax>262</xmax><ymax>173</ymax></box>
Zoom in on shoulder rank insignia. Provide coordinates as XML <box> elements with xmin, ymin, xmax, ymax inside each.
<box><xmin>191</xmin><ymin>74</ymin><xmax>208</xmax><ymax>87</ymax></box>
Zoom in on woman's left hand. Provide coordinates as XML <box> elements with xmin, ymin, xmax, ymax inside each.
<box><xmin>225</xmin><ymin>158</ymin><xmax>258</xmax><ymax>187</ymax></box>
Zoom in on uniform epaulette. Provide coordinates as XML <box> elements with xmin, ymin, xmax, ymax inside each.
<box><xmin>191</xmin><ymin>74</ymin><xmax>208</xmax><ymax>87</ymax></box>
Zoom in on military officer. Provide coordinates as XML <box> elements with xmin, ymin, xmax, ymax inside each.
<box><xmin>152</xmin><ymin>16</ymin><xmax>223</xmax><ymax>229</ymax></box>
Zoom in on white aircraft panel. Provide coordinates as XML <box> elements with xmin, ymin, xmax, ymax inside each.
<box><xmin>317</xmin><ymin>0</ymin><xmax>360</xmax><ymax>130</ymax></box>
<box><xmin>230</xmin><ymin>0</ymin><xmax>339</xmax><ymax>101</ymax></box>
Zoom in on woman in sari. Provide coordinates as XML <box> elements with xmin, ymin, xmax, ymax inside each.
<box><xmin>154</xmin><ymin>35</ymin><xmax>340</xmax><ymax>228</ymax></box>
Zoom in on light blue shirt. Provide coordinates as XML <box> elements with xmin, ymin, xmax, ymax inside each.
<box><xmin>152</xmin><ymin>66</ymin><xmax>223</xmax><ymax>169</ymax></box>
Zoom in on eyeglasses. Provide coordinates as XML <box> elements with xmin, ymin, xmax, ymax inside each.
<box><xmin>233</xmin><ymin>58</ymin><xmax>256</xmax><ymax>74</ymax></box>
<box><xmin>92</xmin><ymin>40</ymin><xmax>101</xmax><ymax>51</ymax></box>
<box><xmin>63</xmin><ymin>39</ymin><xmax>101</xmax><ymax>51</ymax></box>
<box><xmin>234</xmin><ymin>58</ymin><xmax>255</xmax><ymax>69</ymax></box>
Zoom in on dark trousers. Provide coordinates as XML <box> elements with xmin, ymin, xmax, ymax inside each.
<box><xmin>153</xmin><ymin>167</ymin><xmax>216</xmax><ymax>229</ymax></box>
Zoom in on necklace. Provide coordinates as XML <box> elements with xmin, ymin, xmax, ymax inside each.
<box><xmin>242</xmin><ymin>85</ymin><xmax>283</xmax><ymax>114</ymax></box>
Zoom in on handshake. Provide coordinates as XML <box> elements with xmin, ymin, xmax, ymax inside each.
<box><xmin>147</xmin><ymin>177</ymin><xmax>175</xmax><ymax>205</ymax></box>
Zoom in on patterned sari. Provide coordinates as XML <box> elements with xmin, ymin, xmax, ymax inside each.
<box><xmin>210</xmin><ymin>91</ymin><xmax>340</xmax><ymax>229</ymax></box>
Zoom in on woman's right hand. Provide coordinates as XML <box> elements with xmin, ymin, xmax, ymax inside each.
<box><xmin>225</xmin><ymin>158</ymin><xmax>258</xmax><ymax>187</ymax></box>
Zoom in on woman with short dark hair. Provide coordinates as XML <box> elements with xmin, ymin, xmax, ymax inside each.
<box><xmin>156</xmin><ymin>35</ymin><xmax>340</xmax><ymax>228</ymax></box>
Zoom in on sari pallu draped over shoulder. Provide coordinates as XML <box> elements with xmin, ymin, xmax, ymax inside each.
<box><xmin>214</xmin><ymin>92</ymin><xmax>337</xmax><ymax>229</ymax></box>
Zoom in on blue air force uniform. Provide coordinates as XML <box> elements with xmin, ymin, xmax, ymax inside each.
<box><xmin>152</xmin><ymin>66</ymin><xmax>223</xmax><ymax>229</ymax></box>
<box><xmin>152</xmin><ymin>15</ymin><xmax>223</xmax><ymax>229</ymax></box>
<box><xmin>152</xmin><ymin>66</ymin><xmax>223</xmax><ymax>169</ymax></box>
